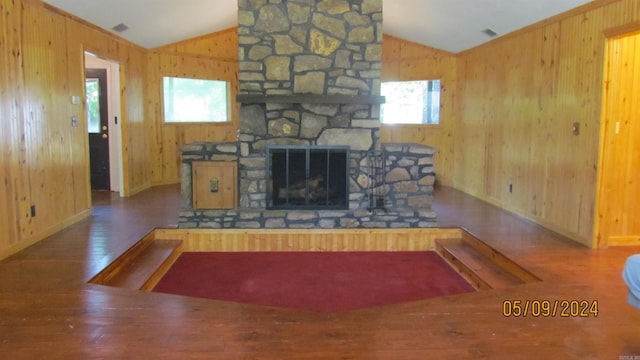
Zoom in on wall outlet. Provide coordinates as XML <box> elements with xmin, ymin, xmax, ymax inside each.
<box><xmin>572</xmin><ymin>122</ymin><xmax>580</xmax><ymax>136</ymax></box>
<box><xmin>71</xmin><ymin>116</ymin><xmax>78</xmax><ymax>127</ymax></box>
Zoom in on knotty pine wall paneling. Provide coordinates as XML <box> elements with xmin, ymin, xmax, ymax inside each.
<box><xmin>22</xmin><ymin>4</ymin><xmax>84</xmax><ymax>238</ymax></box>
<box><xmin>122</xmin><ymin>49</ymin><xmax>151</xmax><ymax>195</ymax></box>
<box><xmin>0</xmin><ymin>0</ymin><xmax>150</xmax><ymax>260</ymax></box>
<box><xmin>381</xmin><ymin>35</ymin><xmax>457</xmax><ymax>186</ymax></box>
<box><xmin>1</xmin><ymin>0</ymin><xmax>28</xmax><ymax>255</ymax></box>
<box><xmin>154</xmin><ymin>28</ymin><xmax>238</xmax><ymax>61</ymax></box>
<box><xmin>56</xmin><ymin>5</ymin><xmax>151</xmax><ymax>197</ymax></box>
<box><xmin>596</xmin><ymin>30</ymin><xmax>640</xmax><ymax>246</ymax></box>
<box><xmin>55</xmin><ymin>5</ymin><xmax>151</xmax><ymax>196</ymax></box>
<box><xmin>146</xmin><ymin>29</ymin><xmax>239</xmax><ymax>185</ymax></box>
<box><xmin>455</xmin><ymin>0</ymin><xmax>640</xmax><ymax>246</ymax></box>
<box><xmin>153</xmin><ymin>228</ymin><xmax>463</xmax><ymax>252</ymax></box>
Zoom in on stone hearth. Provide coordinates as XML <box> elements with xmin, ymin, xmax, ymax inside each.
<box><xmin>178</xmin><ymin>0</ymin><xmax>438</xmax><ymax>229</ymax></box>
<box><xmin>179</xmin><ymin>141</ymin><xmax>437</xmax><ymax>229</ymax></box>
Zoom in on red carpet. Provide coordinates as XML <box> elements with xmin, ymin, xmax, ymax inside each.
<box><xmin>153</xmin><ymin>251</ymin><xmax>476</xmax><ymax>312</ymax></box>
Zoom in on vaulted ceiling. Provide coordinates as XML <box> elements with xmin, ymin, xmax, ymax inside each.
<box><xmin>43</xmin><ymin>0</ymin><xmax>593</xmax><ymax>53</ymax></box>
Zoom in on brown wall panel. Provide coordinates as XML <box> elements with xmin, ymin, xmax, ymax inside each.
<box><xmin>0</xmin><ymin>0</ymin><xmax>149</xmax><ymax>259</ymax></box>
<box><xmin>154</xmin><ymin>228</ymin><xmax>462</xmax><ymax>252</ymax></box>
<box><xmin>60</xmin><ymin>8</ymin><xmax>150</xmax><ymax>197</ymax></box>
<box><xmin>1</xmin><ymin>0</ymin><xmax>27</xmax><ymax>254</ymax></box>
<box><xmin>455</xmin><ymin>0</ymin><xmax>640</xmax><ymax>246</ymax></box>
<box><xmin>596</xmin><ymin>31</ymin><xmax>640</xmax><ymax>246</ymax></box>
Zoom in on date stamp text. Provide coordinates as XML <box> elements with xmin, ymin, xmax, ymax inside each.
<box><xmin>502</xmin><ymin>299</ymin><xmax>599</xmax><ymax>318</ymax></box>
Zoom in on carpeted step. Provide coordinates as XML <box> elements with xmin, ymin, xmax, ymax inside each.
<box><xmin>435</xmin><ymin>238</ymin><xmax>523</xmax><ymax>290</ymax></box>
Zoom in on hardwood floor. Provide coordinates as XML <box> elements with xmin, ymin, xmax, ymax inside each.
<box><xmin>1</xmin><ymin>185</ymin><xmax>639</xmax><ymax>359</ymax></box>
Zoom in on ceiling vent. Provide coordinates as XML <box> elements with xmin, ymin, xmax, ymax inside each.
<box><xmin>112</xmin><ymin>23</ymin><xmax>129</xmax><ymax>33</ymax></box>
<box><xmin>483</xmin><ymin>28</ymin><xmax>499</xmax><ymax>38</ymax></box>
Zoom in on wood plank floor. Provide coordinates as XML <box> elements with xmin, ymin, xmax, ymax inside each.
<box><xmin>1</xmin><ymin>185</ymin><xmax>639</xmax><ymax>359</ymax></box>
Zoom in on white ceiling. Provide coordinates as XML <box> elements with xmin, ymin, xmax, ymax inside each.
<box><xmin>43</xmin><ymin>0</ymin><xmax>593</xmax><ymax>53</ymax></box>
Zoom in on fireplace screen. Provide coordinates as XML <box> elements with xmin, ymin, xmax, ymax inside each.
<box><xmin>266</xmin><ymin>146</ymin><xmax>349</xmax><ymax>210</ymax></box>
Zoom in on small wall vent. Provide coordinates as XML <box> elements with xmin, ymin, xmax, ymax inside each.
<box><xmin>112</xmin><ymin>23</ymin><xmax>129</xmax><ymax>33</ymax></box>
<box><xmin>483</xmin><ymin>28</ymin><xmax>499</xmax><ymax>37</ymax></box>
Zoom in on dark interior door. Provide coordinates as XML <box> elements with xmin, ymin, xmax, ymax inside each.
<box><xmin>85</xmin><ymin>68</ymin><xmax>110</xmax><ymax>190</ymax></box>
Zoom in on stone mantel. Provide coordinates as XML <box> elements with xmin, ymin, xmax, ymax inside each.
<box><xmin>236</xmin><ymin>94</ymin><xmax>386</xmax><ymax>105</ymax></box>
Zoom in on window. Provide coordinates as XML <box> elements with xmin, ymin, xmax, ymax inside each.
<box><xmin>163</xmin><ymin>77</ymin><xmax>229</xmax><ymax>123</ymax></box>
<box><xmin>380</xmin><ymin>80</ymin><xmax>441</xmax><ymax>125</ymax></box>
<box><xmin>85</xmin><ymin>78</ymin><xmax>101</xmax><ymax>133</ymax></box>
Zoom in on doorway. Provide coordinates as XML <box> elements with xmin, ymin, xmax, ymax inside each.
<box><xmin>595</xmin><ymin>30</ymin><xmax>640</xmax><ymax>247</ymax></box>
<box><xmin>86</xmin><ymin>68</ymin><xmax>110</xmax><ymax>190</ymax></box>
<box><xmin>84</xmin><ymin>53</ymin><xmax>123</xmax><ymax>195</ymax></box>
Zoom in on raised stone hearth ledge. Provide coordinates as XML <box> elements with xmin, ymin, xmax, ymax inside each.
<box><xmin>179</xmin><ymin>141</ymin><xmax>438</xmax><ymax>229</ymax></box>
<box><xmin>179</xmin><ymin>208</ymin><xmax>438</xmax><ymax>230</ymax></box>
<box><xmin>236</xmin><ymin>94</ymin><xmax>386</xmax><ymax>105</ymax></box>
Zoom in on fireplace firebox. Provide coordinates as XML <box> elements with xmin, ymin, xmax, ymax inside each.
<box><xmin>266</xmin><ymin>146</ymin><xmax>349</xmax><ymax>210</ymax></box>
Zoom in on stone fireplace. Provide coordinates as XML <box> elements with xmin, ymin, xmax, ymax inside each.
<box><xmin>236</xmin><ymin>0</ymin><xmax>385</xmax><ymax>211</ymax></box>
<box><xmin>178</xmin><ymin>0</ymin><xmax>437</xmax><ymax>229</ymax></box>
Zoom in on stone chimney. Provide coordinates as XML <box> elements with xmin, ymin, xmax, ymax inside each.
<box><xmin>236</xmin><ymin>0</ymin><xmax>384</xmax><ymax>210</ymax></box>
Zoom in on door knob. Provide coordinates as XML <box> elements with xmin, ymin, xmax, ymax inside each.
<box><xmin>102</xmin><ymin>125</ymin><xmax>108</xmax><ymax>131</ymax></box>
<box><xmin>102</xmin><ymin>134</ymin><xmax>108</xmax><ymax>139</ymax></box>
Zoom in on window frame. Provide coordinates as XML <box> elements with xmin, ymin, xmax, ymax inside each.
<box><xmin>380</xmin><ymin>79</ymin><xmax>442</xmax><ymax>127</ymax></box>
<box><xmin>161</xmin><ymin>76</ymin><xmax>232</xmax><ymax>125</ymax></box>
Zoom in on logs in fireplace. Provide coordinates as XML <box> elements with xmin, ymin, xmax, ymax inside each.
<box><xmin>267</xmin><ymin>146</ymin><xmax>349</xmax><ymax>210</ymax></box>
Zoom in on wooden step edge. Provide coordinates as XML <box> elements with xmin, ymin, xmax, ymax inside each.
<box><xmin>435</xmin><ymin>240</ymin><xmax>492</xmax><ymax>291</ymax></box>
<box><xmin>460</xmin><ymin>228</ymin><xmax>541</xmax><ymax>283</ymax></box>
<box><xmin>436</xmin><ymin>238</ymin><xmax>525</xmax><ymax>289</ymax></box>
<box><xmin>443</xmin><ymin>242</ymin><xmax>524</xmax><ymax>289</ymax></box>
<box><xmin>140</xmin><ymin>240</ymin><xmax>183</xmax><ymax>291</ymax></box>
<box><xmin>88</xmin><ymin>230</ymin><xmax>156</xmax><ymax>285</ymax></box>
<box><xmin>103</xmin><ymin>239</ymin><xmax>182</xmax><ymax>290</ymax></box>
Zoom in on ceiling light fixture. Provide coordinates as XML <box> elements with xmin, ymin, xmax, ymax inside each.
<box><xmin>112</xmin><ymin>23</ymin><xmax>129</xmax><ymax>33</ymax></box>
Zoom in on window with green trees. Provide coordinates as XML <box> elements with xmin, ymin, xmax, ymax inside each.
<box><xmin>380</xmin><ymin>80</ymin><xmax>441</xmax><ymax>125</ymax></box>
<box><xmin>163</xmin><ymin>77</ymin><xmax>229</xmax><ymax>123</ymax></box>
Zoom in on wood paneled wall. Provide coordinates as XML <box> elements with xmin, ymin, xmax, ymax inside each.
<box><xmin>154</xmin><ymin>228</ymin><xmax>462</xmax><ymax>252</ymax></box>
<box><xmin>0</xmin><ymin>0</ymin><xmax>149</xmax><ymax>259</ymax></box>
<box><xmin>381</xmin><ymin>35</ymin><xmax>457</xmax><ymax>186</ymax></box>
<box><xmin>596</xmin><ymin>30</ymin><xmax>640</xmax><ymax>247</ymax></box>
<box><xmin>53</xmin><ymin>7</ymin><xmax>150</xmax><ymax>197</ymax></box>
<box><xmin>1</xmin><ymin>0</ymin><xmax>25</xmax><ymax>257</ymax></box>
<box><xmin>146</xmin><ymin>30</ymin><xmax>239</xmax><ymax>185</ymax></box>
<box><xmin>455</xmin><ymin>0</ymin><xmax>640</xmax><ymax>246</ymax></box>
<box><xmin>146</xmin><ymin>32</ymin><xmax>459</xmax><ymax>186</ymax></box>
